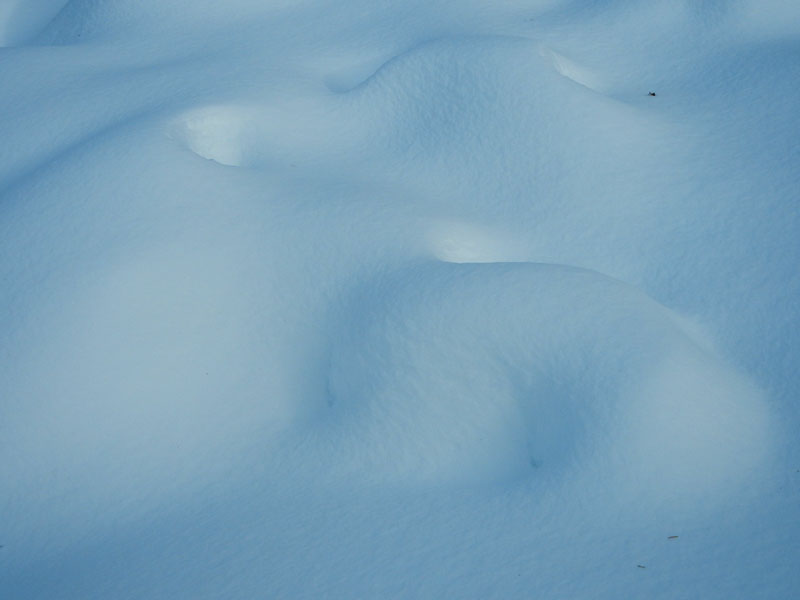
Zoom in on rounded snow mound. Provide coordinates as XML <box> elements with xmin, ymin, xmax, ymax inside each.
<box><xmin>337</xmin><ymin>35</ymin><xmax>658</xmax><ymax>218</ymax></box>
<box><xmin>326</xmin><ymin>261</ymin><xmax>768</xmax><ymax>496</ymax></box>
<box><xmin>346</xmin><ymin>36</ymin><xmax>589</xmax><ymax>157</ymax></box>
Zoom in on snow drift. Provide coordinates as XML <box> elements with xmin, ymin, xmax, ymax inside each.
<box><xmin>1</xmin><ymin>1</ymin><xmax>798</xmax><ymax>598</ymax></box>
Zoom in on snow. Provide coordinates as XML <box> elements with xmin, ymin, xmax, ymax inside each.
<box><xmin>1</xmin><ymin>1</ymin><xmax>798</xmax><ymax>598</ymax></box>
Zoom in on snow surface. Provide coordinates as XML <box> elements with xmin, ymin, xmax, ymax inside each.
<box><xmin>1</xmin><ymin>1</ymin><xmax>798</xmax><ymax>598</ymax></box>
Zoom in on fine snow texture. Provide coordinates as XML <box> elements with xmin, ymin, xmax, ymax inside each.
<box><xmin>1</xmin><ymin>1</ymin><xmax>799</xmax><ymax>599</ymax></box>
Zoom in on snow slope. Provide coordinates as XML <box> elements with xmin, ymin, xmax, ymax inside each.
<box><xmin>1</xmin><ymin>1</ymin><xmax>798</xmax><ymax>598</ymax></box>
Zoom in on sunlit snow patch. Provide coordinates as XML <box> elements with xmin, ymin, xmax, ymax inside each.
<box><xmin>172</xmin><ymin>101</ymin><xmax>346</xmax><ymax>168</ymax></box>
<box><xmin>541</xmin><ymin>47</ymin><xmax>606</xmax><ymax>93</ymax></box>
<box><xmin>172</xmin><ymin>105</ymin><xmax>253</xmax><ymax>167</ymax></box>
<box><xmin>427</xmin><ymin>220</ymin><xmax>529</xmax><ymax>264</ymax></box>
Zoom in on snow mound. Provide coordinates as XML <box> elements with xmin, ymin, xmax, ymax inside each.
<box><xmin>336</xmin><ymin>34</ymin><xmax>661</xmax><ymax>231</ymax></box>
<box><xmin>326</xmin><ymin>261</ymin><xmax>768</xmax><ymax>494</ymax></box>
<box><xmin>1</xmin><ymin>0</ymin><xmax>798</xmax><ymax>597</ymax></box>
